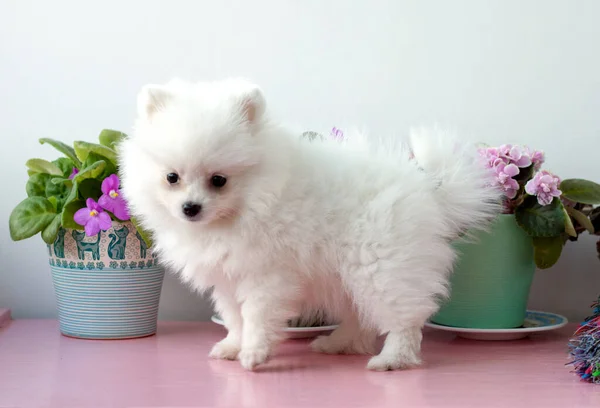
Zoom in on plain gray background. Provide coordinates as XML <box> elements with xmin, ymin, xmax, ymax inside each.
<box><xmin>1</xmin><ymin>0</ymin><xmax>599</xmax><ymax>322</ymax></box>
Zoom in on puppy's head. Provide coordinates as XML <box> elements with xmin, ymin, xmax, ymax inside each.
<box><xmin>119</xmin><ymin>78</ymin><xmax>267</xmax><ymax>229</ymax></box>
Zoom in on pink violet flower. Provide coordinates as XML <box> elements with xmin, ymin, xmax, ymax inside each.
<box><xmin>497</xmin><ymin>144</ymin><xmax>513</xmax><ymax>160</ymax></box>
<box><xmin>74</xmin><ymin>198</ymin><xmax>112</xmax><ymax>236</ymax></box>
<box><xmin>479</xmin><ymin>147</ymin><xmax>506</xmax><ymax>169</ymax></box>
<box><xmin>68</xmin><ymin>168</ymin><xmax>79</xmax><ymax>180</ymax></box>
<box><xmin>495</xmin><ymin>162</ymin><xmax>520</xmax><ymax>199</ymax></box>
<box><xmin>531</xmin><ymin>150</ymin><xmax>545</xmax><ymax>170</ymax></box>
<box><xmin>507</xmin><ymin>145</ymin><xmax>532</xmax><ymax>168</ymax></box>
<box><xmin>98</xmin><ymin>174</ymin><xmax>130</xmax><ymax>221</ymax></box>
<box><xmin>496</xmin><ymin>144</ymin><xmax>531</xmax><ymax>168</ymax></box>
<box><xmin>525</xmin><ymin>170</ymin><xmax>562</xmax><ymax>206</ymax></box>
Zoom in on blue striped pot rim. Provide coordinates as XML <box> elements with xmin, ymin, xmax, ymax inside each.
<box><xmin>57</xmin><ymin>316</ymin><xmax>159</xmax><ymax>324</ymax></box>
<box><xmin>55</xmin><ymin>310</ymin><xmax>156</xmax><ymax>323</ymax></box>
<box><xmin>56</xmin><ymin>306</ymin><xmax>159</xmax><ymax>315</ymax></box>
<box><xmin>52</xmin><ymin>274</ymin><xmax>164</xmax><ymax>282</ymax></box>
<box><xmin>50</xmin><ymin>265</ymin><xmax>163</xmax><ymax>276</ymax></box>
<box><xmin>51</xmin><ymin>268</ymin><xmax>164</xmax><ymax>276</ymax></box>
<box><xmin>54</xmin><ymin>293</ymin><xmax>163</xmax><ymax>302</ymax></box>
<box><xmin>59</xmin><ymin>323</ymin><xmax>158</xmax><ymax>330</ymax></box>
<box><xmin>52</xmin><ymin>272</ymin><xmax>164</xmax><ymax>281</ymax></box>
<box><xmin>60</xmin><ymin>330</ymin><xmax>158</xmax><ymax>340</ymax></box>
<box><xmin>59</xmin><ymin>326</ymin><xmax>158</xmax><ymax>334</ymax></box>
<box><xmin>54</xmin><ymin>299</ymin><xmax>162</xmax><ymax>310</ymax></box>
<box><xmin>54</xmin><ymin>295</ymin><xmax>163</xmax><ymax>304</ymax></box>
<box><xmin>51</xmin><ymin>265</ymin><xmax>165</xmax><ymax>339</ymax></box>
<box><xmin>52</xmin><ymin>281</ymin><xmax>164</xmax><ymax>291</ymax></box>
<box><xmin>49</xmin><ymin>265</ymin><xmax>163</xmax><ymax>273</ymax></box>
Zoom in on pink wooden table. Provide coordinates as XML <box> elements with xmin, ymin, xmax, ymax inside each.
<box><xmin>1</xmin><ymin>319</ymin><xmax>598</xmax><ymax>407</ymax></box>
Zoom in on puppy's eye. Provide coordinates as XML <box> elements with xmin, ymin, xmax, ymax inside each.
<box><xmin>166</xmin><ymin>173</ymin><xmax>179</xmax><ymax>184</ymax></box>
<box><xmin>211</xmin><ymin>175</ymin><xmax>227</xmax><ymax>188</ymax></box>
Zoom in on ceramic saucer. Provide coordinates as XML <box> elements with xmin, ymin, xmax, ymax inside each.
<box><xmin>425</xmin><ymin>310</ymin><xmax>568</xmax><ymax>340</ymax></box>
<box><xmin>211</xmin><ymin>315</ymin><xmax>339</xmax><ymax>339</ymax></box>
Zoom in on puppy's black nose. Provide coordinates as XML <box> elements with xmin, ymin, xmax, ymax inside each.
<box><xmin>182</xmin><ymin>202</ymin><xmax>202</xmax><ymax>218</ymax></box>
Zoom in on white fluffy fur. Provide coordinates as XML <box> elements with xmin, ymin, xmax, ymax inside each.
<box><xmin>118</xmin><ymin>78</ymin><xmax>502</xmax><ymax>371</ymax></box>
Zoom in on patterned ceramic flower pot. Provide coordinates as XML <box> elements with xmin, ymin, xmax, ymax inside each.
<box><xmin>431</xmin><ymin>214</ymin><xmax>536</xmax><ymax>329</ymax></box>
<box><xmin>47</xmin><ymin>221</ymin><xmax>164</xmax><ymax>339</ymax></box>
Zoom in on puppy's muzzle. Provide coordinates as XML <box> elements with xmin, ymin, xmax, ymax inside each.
<box><xmin>182</xmin><ymin>202</ymin><xmax>202</xmax><ymax>219</ymax></box>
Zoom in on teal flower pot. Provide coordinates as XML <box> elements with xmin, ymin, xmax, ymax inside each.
<box><xmin>47</xmin><ymin>221</ymin><xmax>165</xmax><ymax>339</ymax></box>
<box><xmin>431</xmin><ymin>214</ymin><xmax>536</xmax><ymax>329</ymax></box>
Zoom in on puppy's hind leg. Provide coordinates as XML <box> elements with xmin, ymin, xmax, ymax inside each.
<box><xmin>344</xmin><ymin>245</ymin><xmax>451</xmax><ymax>371</ymax></box>
<box><xmin>364</xmin><ymin>280</ymin><xmax>444</xmax><ymax>371</ymax></box>
<box><xmin>310</xmin><ymin>310</ymin><xmax>378</xmax><ymax>355</ymax></box>
<box><xmin>366</xmin><ymin>326</ymin><xmax>424</xmax><ymax>371</ymax></box>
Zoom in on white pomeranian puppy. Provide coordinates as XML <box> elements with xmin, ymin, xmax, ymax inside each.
<box><xmin>118</xmin><ymin>78</ymin><xmax>501</xmax><ymax>371</ymax></box>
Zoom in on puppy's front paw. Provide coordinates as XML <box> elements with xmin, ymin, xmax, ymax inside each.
<box><xmin>366</xmin><ymin>353</ymin><xmax>422</xmax><ymax>371</ymax></box>
<box><xmin>238</xmin><ymin>346</ymin><xmax>270</xmax><ymax>370</ymax></box>
<box><xmin>209</xmin><ymin>339</ymin><xmax>240</xmax><ymax>360</ymax></box>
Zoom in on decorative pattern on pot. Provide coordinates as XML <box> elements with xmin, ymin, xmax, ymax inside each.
<box><xmin>48</xmin><ymin>221</ymin><xmax>164</xmax><ymax>339</ymax></box>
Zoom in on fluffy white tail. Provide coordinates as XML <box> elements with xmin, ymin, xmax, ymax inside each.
<box><xmin>409</xmin><ymin>127</ymin><xmax>502</xmax><ymax>239</ymax></box>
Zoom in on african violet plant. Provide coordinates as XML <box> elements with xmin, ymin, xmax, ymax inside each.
<box><xmin>479</xmin><ymin>144</ymin><xmax>600</xmax><ymax>268</ymax></box>
<box><xmin>8</xmin><ymin>129</ymin><xmax>152</xmax><ymax>247</ymax></box>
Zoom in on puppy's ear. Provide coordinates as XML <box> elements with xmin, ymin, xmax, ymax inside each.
<box><xmin>137</xmin><ymin>85</ymin><xmax>172</xmax><ymax>120</ymax></box>
<box><xmin>238</xmin><ymin>85</ymin><xmax>266</xmax><ymax>124</ymax></box>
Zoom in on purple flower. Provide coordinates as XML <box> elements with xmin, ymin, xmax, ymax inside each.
<box><xmin>98</xmin><ymin>174</ymin><xmax>130</xmax><ymax>220</ymax></box>
<box><xmin>495</xmin><ymin>162</ymin><xmax>520</xmax><ymax>199</ymax></box>
<box><xmin>68</xmin><ymin>168</ymin><xmax>79</xmax><ymax>180</ymax></box>
<box><xmin>525</xmin><ymin>170</ymin><xmax>562</xmax><ymax>206</ymax></box>
<box><xmin>74</xmin><ymin>198</ymin><xmax>112</xmax><ymax>236</ymax></box>
<box><xmin>330</xmin><ymin>127</ymin><xmax>344</xmax><ymax>142</ymax></box>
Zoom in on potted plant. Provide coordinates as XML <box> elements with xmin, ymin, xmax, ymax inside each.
<box><xmin>432</xmin><ymin>144</ymin><xmax>600</xmax><ymax>329</ymax></box>
<box><xmin>8</xmin><ymin>130</ymin><xmax>164</xmax><ymax>339</ymax></box>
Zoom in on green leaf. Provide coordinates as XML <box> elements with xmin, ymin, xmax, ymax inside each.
<box><xmin>72</xmin><ymin>160</ymin><xmax>106</xmax><ymax>183</ymax></box>
<box><xmin>25</xmin><ymin>159</ymin><xmax>63</xmax><ymax>176</ymax></box>
<box><xmin>515</xmin><ymin>196</ymin><xmax>566</xmax><ymax>237</ymax></box>
<box><xmin>48</xmin><ymin>196</ymin><xmax>58</xmax><ymax>211</ymax></box>
<box><xmin>98</xmin><ymin>129</ymin><xmax>127</xmax><ymax>150</ymax></box>
<box><xmin>63</xmin><ymin>179</ymin><xmax>79</xmax><ymax>208</ymax></box>
<box><xmin>42</xmin><ymin>215</ymin><xmax>62</xmax><ymax>244</ymax></box>
<box><xmin>52</xmin><ymin>157</ymin><xmax>75</xmax><ymax>177</ymax></box>
<box><xmin>51</xmin><ymin>177</ymin><xmax>73</xmax><ymax>188</ymax></box>
<box><xmin>533</xmin><ymin>236</ymin><xmax>564</xmax><ymax>269</ymax></box>
<box><xmin>562</xmin><ymin>205</ymin><xmax>577</xmax><ymax>237</ymax></box>
<box><xmin>79</xmin><ymin>178</ymin><xmax>102</xmax><ymax>200</ymax></box>
<box><xmin>26</xmin><ymin>173</ymin><xmax>51</xmax><ymax>197</ymax></box>
<box><xmin>9</xmin><ymin>197</ymin><xmax>57</xmax><ymax>241</ymax></box>
<box><xmin>45</xmin><ymin>176</ymin><xmax>69</xmax><ymax>211</ymax></box>
<box><xmin>73</xmin><ymin>141</ymin><xmax>118</xmax><ymax>166</ymax></box>
<box><xmin>84</xmin><ymin>152</ymin><xmax>117</xmax><ymax>180</ymax></box>
<box><xmin>565</xmin><ymin>205</ymin><xmax>595</xmax><ymax>234</ymax></box>
<box><xmin>130</xmin><ymin>216</ymin><xmax>153</xmax><ymax>248</ymax></box>
<box><xmin>39</xmin><ymin>138</ymin><xmax>82</xmax><ymax>167</ymax></box>
<box><xmin>560</xmin><ymin>179</ymin><xmax>600</xmax><ymax>205</ymax></box>
<box><xmin>27</xmin><ymin>169</ymin><xmax>37</xmax><ymax>177</ymax></box>
<box><xmin>61</xmin><ymin>200</ymin><xmax>85</xmax><ymax>231</ymax></box>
